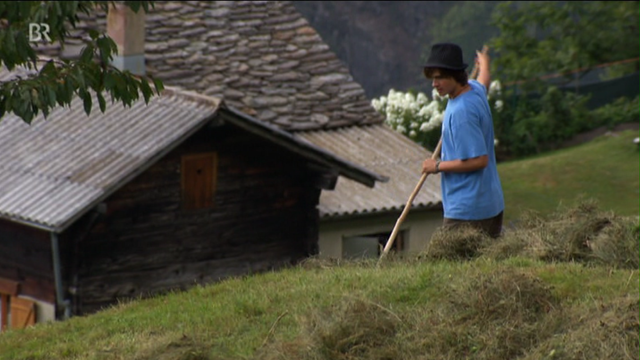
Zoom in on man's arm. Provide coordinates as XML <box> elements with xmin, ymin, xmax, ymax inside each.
<box><xmin>475</xmin><ymin>50</ymin><xmax>491</xmax><ymax>91</ymax></box>
<box><xmin>422</xmin><ymin>155</ymin><xmax>488</xmax><ymax>174</ymax></box>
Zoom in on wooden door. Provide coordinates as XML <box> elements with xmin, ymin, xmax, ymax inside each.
<box><xmin>10</xmin><ymin>297</ymin><xmax>36</xmax><ymax>329</ymax></box>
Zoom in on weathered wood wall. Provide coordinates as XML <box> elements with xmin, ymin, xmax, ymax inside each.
<box><xmin>63</xmin><ymin>123</ymin><xmax>322</xmax><ymax>315</ymax></box>
<box><xmin>0</xmin><ymin>220</ymin><xmax>55</xmax><ymax>303</ymax></box>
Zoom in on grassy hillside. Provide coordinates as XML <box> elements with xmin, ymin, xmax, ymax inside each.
<box><xmin>1</xmin><ymin>200</ymin><xmax>638</xmax><ymax>360</ymax></box>
<box><xmin>0</xmin><ymin>259</ymin><xmax>637</xmax><ymax>360</ymax></box>
<box><xmin>498</xmin><ymin>130</ymin><xmax>639</xmax><ymax>223</ymax></box>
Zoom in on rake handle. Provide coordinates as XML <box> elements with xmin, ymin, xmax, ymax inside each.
<box><xmin>378</xmin><ymin>139</ymin><xmax>442</xmax><ymax>263</ymax></box>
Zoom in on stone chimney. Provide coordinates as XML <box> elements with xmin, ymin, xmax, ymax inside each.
<box><xmin>107</xmin><ymin>3</ymin><xmax>145</xmax><ymax>75</ymax></box>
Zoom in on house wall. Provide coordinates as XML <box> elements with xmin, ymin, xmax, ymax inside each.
<box><xmin>318</xmin><ymin>209</ymin><xmax>442</xmax><ymax>259</ymax></box>
<box><xmin>62</xmin><ymin>123</ymin><xmax>321</xmax><ymax>315</ymax></box>
<box><xmin>0</xmin><ymin>220</ymin><xmax>55</xmax><ymax>304</ymax></box>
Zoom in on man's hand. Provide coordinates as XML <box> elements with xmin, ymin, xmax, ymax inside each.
<box><xmin>422</xmin><ymin>158</ymin><xmax>439</xmax><ymax>174</ymax></box>
<box><xmin>475</xmin><ymin>48</ymin><xmax>491</xmax><ymax>91</ymax></box>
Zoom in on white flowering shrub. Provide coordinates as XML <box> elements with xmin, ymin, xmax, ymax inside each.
<box><xmin>372</xmin><ymin>81</ymin><xmax>504</xmax><ymax>149</ymax></box>
<box><xmin>371</xmin><ymin>88</ymin><xmax>446</xmax><ymax>148</ymax></box>
<box><xmin>487</xmin><ymin>80</ymin><xmax>503</xmax><ymax>113</ymax></box>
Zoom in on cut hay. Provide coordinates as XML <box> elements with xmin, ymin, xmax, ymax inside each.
<box><xmin>308</xmin><ymin>298</ymin><xmax>402</xmax><ymax>360</ymax></box>
<box><xmin>590</xmin><ymin>216</ymin><xmax>640</xmax><ymax>269</ymax></box>
<box><xmin>421</xmin><ymin>224</ymin><xmax>491</xmax><ymax>261</ymax></box>
<box><xmin>255</xmin><ymin>297</ymin><xmax>404</xmax><ymax>360</ymax></box>
<box><xmin>296</xmin><ymin>256</ymin><xmax>346</xmax><ymax>270</ymax></box>
<box><xmin>480</xmin><ymin>199</ymin><xmax>639</xmax><ymax>269</ymax></box>
<box><xmin>254</xmin><ymin>264</ymin><xmax>637</xmax><ymax>360</ymax></box>
<box><xmin>521</xmin><ymin>295</ymin><xmax>639</xmax><ymax>360</ymax></box>
<box><xmin>448</xmin><ymin>268</ymin><xmax>558</xmax><ymax>323</ymax></box>
<box><xmin>441</xmin><ymin>269</ymin><xmax>559</xmax><ymax>360</ymax></box>
<box><xmin>405</xmin><ymin>268</ymin><xmax>561</xmax><ymax>360</ymax></box>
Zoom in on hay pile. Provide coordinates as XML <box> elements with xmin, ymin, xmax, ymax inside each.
<box><xmin>413</xmin><ymin>269</ymin><xmax>561</xmax><ymax>360</ymax></box>
<box><xmin>520</xmin><ymin>295</ymin><xmax>639</xmax><ymax>360</ymax></box>
<box><xmin>256</xmin><ymin>268</ymin><xmax>638</xmax><ymax>360</ymax></box>
<box><xmin>308</xmin><ymin>299</ymin><xmax>402</xmax><ymax>360</ymax></box>
<box><xmin>256</xmin><ymin>298</ymin><xmax>405</xmax><ymax>360</ymax></box>
<box><xmin>422</xmin><ymin>200</ymin><xmax>639</xmax><ymax>269</ymax></box>
<box><xmin>421</xmin><ymin>224</ymin><xmax>490</xmax><ymax>260</ymax></box>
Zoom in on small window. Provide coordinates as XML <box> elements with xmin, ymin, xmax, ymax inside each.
<box><xmin>342</xmin><ymin>231</ymin><xmax>404</xmax><ymax>259</ymax></box>
<box><xmin>181</xmin><ymin>153</ymin><xmax>218</xmax><ymax>210</ymax></box>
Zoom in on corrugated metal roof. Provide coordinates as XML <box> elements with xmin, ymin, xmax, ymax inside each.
<box><xmin>296</xmin><ymin>125</ymin><xmax>442</xmax><ymax>218</ymax></box>
<box><xmin>0</xmin><ymin>75</ymin><xmax>219</xmax><ymax>232</ymax></box>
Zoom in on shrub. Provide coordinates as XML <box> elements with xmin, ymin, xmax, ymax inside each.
<box><xmin>492</xmin><ymin>86</ymin><xmax>593</xmax><ymax>157</ymax></box>
<box><xmin>590</xmin><ymin>95</ymin><xmax>640</xmax><ymax>130</ymax></box>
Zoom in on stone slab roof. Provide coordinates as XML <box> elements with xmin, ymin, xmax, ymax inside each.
<box><xmin>35</xmin><ymin>1</ymin><xmax>385</xmax><ymax>132</ymax></box>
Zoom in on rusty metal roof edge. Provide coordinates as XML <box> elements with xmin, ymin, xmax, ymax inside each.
<box><xmin>218</xmin><ymin>106</ymin><xmax>390</xmax><ymax>188</ymax></box>
<box><xmin>51</xmin><ymin>90</ymin><xmax>222</xmax><ymax>234</ymax></box>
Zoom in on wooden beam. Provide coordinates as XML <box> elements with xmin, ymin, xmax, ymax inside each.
<box><xmin>307</xmin><ymin>163</ymin><xmax>338</xmax><ymax>190</ymax></box>
<box><xmin>0</xmin><ymin>278</ymin><xmax>19</xmax><ymax>296</ymax></box>
<box><xmin>1</xmin><ymin>294</ymin><xmax>8</xmax><ymax>331</ymax></box>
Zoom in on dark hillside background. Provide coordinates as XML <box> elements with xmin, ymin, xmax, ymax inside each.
<box><xmin>292</xmin><ymin>1</ymin><xmax>454</xmax><ymax>98</ymax></box>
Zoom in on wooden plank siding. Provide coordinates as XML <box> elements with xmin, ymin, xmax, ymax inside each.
<box><xmin>61</xmin><ymin>124</ymin><xmax>322</xmax><ymax>315</ymax></box>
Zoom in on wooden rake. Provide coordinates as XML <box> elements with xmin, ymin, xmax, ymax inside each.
<box><xmin>377</xmin><ymin>45</ymin><xmax>488</xmax><ymax>265</ymax></box>
<box><xmin>377</xmin><ymin>138</ymin><xmax>442</xmax><ymax>264</ymax></box>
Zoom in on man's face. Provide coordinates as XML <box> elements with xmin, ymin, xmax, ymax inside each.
<box><xmin>430</xmin><ymin>70</ymin><xmax>458</xmax><ymax>98</ymax></box>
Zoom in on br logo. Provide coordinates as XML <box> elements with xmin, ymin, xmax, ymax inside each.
<box><xmin>29</xmin><ymin>23</ymin><xmax>52</xmax><ymax>42</ymax></box>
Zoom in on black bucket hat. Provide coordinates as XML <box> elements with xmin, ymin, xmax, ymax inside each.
<box><xmin>423</xmin><ymin>43</ymin><xmax>468</xmax><ymax>71</ymax></box>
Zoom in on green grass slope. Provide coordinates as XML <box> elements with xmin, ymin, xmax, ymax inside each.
<box><xmin>2</xmin><ymin>199</ymin><xmax>639</xmax><ymax>360</ymax></box>
<box><xmin>498</xmin><ymin>130</ymin><xmax>639</xmax><ymax>223</ymax></box>
<box><xmin>0</xmin><ymin>257</ymin><xmax>637</xmax><ymax>360</ymax></box>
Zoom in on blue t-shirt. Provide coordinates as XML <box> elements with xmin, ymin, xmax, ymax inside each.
<box><xmin>440</xmin><ymin>80</ymin><xmax>504</xmax><ymax>220</ymax></box>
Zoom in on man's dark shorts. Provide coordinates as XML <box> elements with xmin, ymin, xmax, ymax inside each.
<box><xmin>442</xmin><ymin>211</ymin><xmax>504</xmax><ymax>238</ymax></box>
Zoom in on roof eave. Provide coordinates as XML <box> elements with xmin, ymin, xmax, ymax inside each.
<box><xmin>0</xmin><ymin>214</ymin><xmax>56</xmax><ymax>233</ymax></box>
<box><xmin>53</xmin><ymin>107</ymin><xmax>220</xmax><ymax>233</ymax></box>
<box><xmin>217</xmin><ymin>106</ymin><xmax>389</xmax><ymax>188</ymax></box>
<box><xmin>320</xmin><ymin>202</ymin><xmax>443</xmax><ymax>221</ymax></box>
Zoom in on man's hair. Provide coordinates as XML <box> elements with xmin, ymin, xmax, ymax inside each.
<box><xmin>423</xmin><ymin>67</ymin><xmax>468</xmax><ymax>86</ymax></box>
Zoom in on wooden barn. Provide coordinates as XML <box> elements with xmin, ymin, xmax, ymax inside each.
<box><xmin>0</xmin><ymin>81</ymin><xmax>387</xmax><ymax>329</ymax></box>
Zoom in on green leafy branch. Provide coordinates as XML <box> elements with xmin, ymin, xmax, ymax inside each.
<box><xmin>0</xmin><ymin>1</ymin><xmax>164</xmax><ymax>124</ymax></box>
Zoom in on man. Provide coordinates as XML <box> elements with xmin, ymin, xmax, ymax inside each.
<box><xmin>421</xmin><ymin>43</ymin><xmax>504</xmax><ymax>238</ymax></box>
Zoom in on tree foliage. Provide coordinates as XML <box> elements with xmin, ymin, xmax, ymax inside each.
<box><xmin>426</xmin><ymin>1</ymin><xmax>503</xmax><ymax>68</ymax></box>
<box><xmin>0</xmin><ymin>1</ymin><xmax>163</xmax><ymax>124</ymax></box>
<box><xmin>489</xmin><ymin>1</ymin><xmax>640</xmax><ymax>92</ymax></box>
<box><xmin>418</xmin><ymin>1</ymin><xmax>639</xmax><ymax>159</ymax></box>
